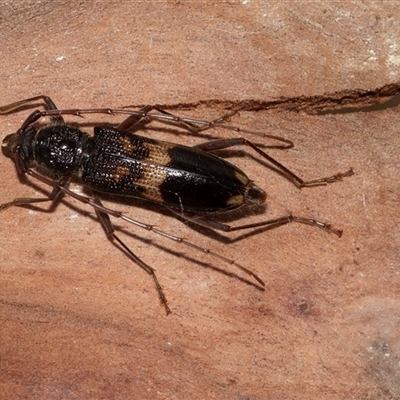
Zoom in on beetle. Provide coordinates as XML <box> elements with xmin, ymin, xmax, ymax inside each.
<box><xmin>0</xmin><ymin>95</ymin><xmax>353</xmax><ymax>314</ymax></box>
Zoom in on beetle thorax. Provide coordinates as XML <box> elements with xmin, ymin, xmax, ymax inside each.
<box><xmin>33</xmin><ymin>125</ymin><xmax>90</xmax><ymax>176</ymax></box>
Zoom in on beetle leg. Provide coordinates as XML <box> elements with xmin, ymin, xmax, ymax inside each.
<box><xmin>0</xmin><ymin>95</ymin><xmax>64</xmax><ymax>126</ymax></box>
<box><xmin>93</xmin><ymin>197</ymin><xmax>171</xmax><ymax>315</ymax></box>
<box><xmin>171</xmin><ymin>210</ymin><xmax>343</xmax><ymax>237</ymax></box>
<box><xmin>116</xmin><ymin>105</ymin><xmax>155</xmax><ymax>131</ymax></box>
<box><xmin>193</xmin><ymin>137</ymin><xmax>354</xmax><ymax>189</ymax></box>
<box><xmin>3</xmin><ymin>167</ymin><xmax>265</xmax><ymax>290</ymax></box>
<box><xmin>0</xmin><ymin>176</ymin><xmax>69</xmax><ymax>212</ymax></box>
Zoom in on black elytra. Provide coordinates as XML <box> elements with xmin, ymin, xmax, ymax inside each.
<box><xmin>5</xmin><ymin>122</ymin><xmax>266</xmax><ymax>214</ymax></box>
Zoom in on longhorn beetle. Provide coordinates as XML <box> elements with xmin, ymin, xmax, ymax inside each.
<box><xmin>0</xmin><ymin>95</ymin><xmax>353</xmax><ymax>314</ymax></box>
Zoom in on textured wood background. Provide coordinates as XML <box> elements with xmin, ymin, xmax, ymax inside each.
<box><xmin>1</xmin><ymin>2</ymin><xmax>399</xmax><ymax>399</ymax></box>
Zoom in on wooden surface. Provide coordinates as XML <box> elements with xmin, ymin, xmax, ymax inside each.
<box><xmin>1</xmin><ymin>2</ymin><xmax>400</xmax><ymax>399</ymax></box>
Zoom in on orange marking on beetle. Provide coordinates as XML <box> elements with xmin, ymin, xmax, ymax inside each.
<box><xmin>112</xmin><ymin>165</ymin><xmax>131</xmax><ymax>181</ymax></box>
<box><xmin>120</xmin><ymin>135</ymin><xmax>136</xmax><ymax>153</ymax></box>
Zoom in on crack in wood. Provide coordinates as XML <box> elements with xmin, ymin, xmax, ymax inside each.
<box><xmin>127</xmin><ymin>83</ymin><xmax>400</xmax><ymax>115</ymax></box>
